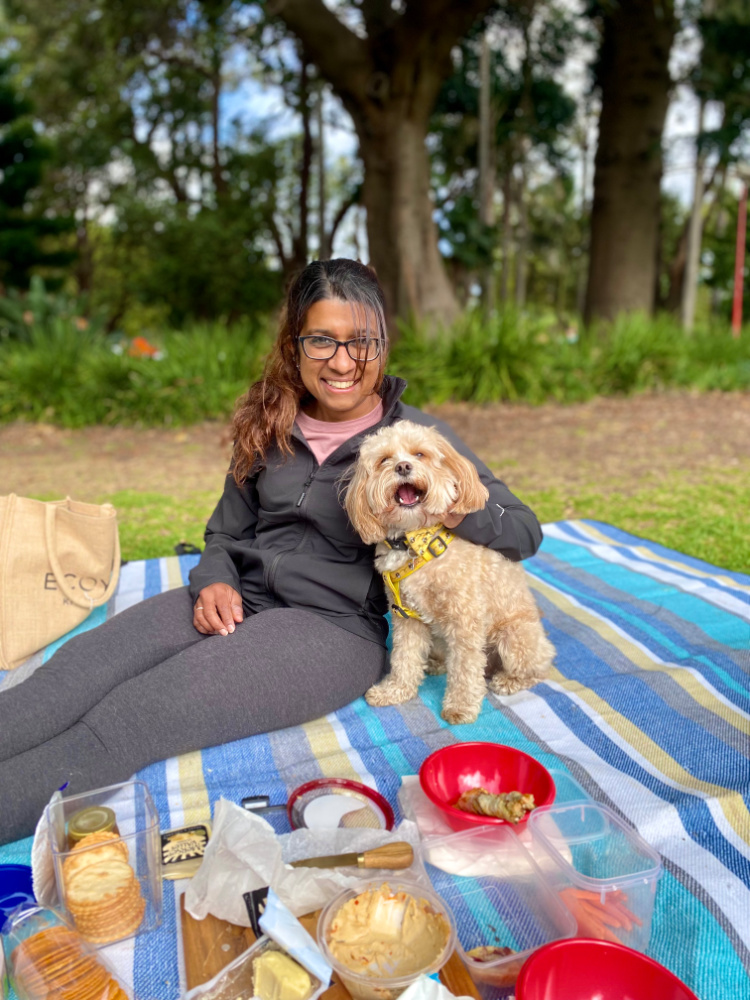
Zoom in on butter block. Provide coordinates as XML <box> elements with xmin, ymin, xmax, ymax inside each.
<box><xmin>252</xmin><ymin>951</ymin><xmax>312</xmax><ymax>1000</ymax></box>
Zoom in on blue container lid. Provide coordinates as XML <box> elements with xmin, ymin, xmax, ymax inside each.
<box><xmin>0</xmin><ymin>864</ymin><xmax>35</xmax><ymax>926</ymax></box>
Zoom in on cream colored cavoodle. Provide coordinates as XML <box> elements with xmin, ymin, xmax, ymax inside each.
<box><xmin>345</xmin><ymin>420</ymin><xmax>554</xmax><ymax>724</ymax></box>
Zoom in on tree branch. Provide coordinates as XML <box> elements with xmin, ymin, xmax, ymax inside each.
<box><xmin>327</xmin><ymin>184</ymin><xmax>361</xmax><ymax>250</ymax></box>
<box><xmin>360</xmin><ymin>0</ymin><xmax>399</xmax><ymax>37</ymax></box>
<box><xmin>268</xmin><ymin>0</ymin><xmax>371</xmax><ymax>106</ymax></box>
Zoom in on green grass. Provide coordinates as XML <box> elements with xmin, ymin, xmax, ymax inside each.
<box><xmin>521</xmin><ymin>466</ymin><xmax>750</xmax><ymax>573</ymax></box>
<box><xmin>30</xmin><ymin>466</ymin><xmax>749</xmax><ymax>573</ymax></box>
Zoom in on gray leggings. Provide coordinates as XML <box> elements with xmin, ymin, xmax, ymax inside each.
<box><xmin>0</xmin><ymin>587</ymin><xmax>386</xmax><ymax>845</ymax></box>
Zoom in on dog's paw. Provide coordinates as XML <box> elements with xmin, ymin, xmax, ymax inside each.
<box><xmin>487</xmin><ymin>674</ymin><xmax>532</xmax><ymax>696</ymax></box>
<box><xmin>441</xmin><ymin>704</ymin><xmax>480</xmax><ymax>725</ymax></box>
<box><xmin>365</xmin><ymin>681</ymin><xmax>418</xmax><ymax>707</ymax></box>
<box><xmin>424</xmin><ymin>653</ymin><xmax>447</xmax><ymax>676</ymax></box>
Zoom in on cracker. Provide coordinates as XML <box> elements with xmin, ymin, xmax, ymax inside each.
<box><xmin>72</xmin><ymin>831</ymin><xmax>129</xmax><ymax>860</ymax></box>
<box><xmin>64</xmin><ymin>842</ymin><xmax>131</xmax><ymax>884</ymax></box>
<box><xmin>65</xmin><ymin>860</ymin><xmax>135</xmax><ymax>906</ymax></box>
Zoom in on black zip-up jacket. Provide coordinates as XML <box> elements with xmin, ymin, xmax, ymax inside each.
<box><xmin>188</xmin><ymin>376</ymin><xmax>543</xmax><ymax>646</ymax></box>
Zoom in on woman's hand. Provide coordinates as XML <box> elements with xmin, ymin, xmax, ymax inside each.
<box><xmin>193</xmin><ymin>584</ymin><xmax>244</xmax><ymax>636</ymax></box>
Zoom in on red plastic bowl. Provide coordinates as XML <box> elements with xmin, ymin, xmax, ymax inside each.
<box><xmin>418</xmin><ymin>742</ymin><xmax>555</xmax><ymax>831</ymax></box>
<box><xmin>516</xmin><ymin>939</ymin><xmax>699</xmax><ymax>1000</ymax></box>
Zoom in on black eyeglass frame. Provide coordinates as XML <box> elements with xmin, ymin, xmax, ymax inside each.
<box><xmin>298</xmin><ymin>335</ymin><xmax>381</xmax><ymax>362</ymax></box>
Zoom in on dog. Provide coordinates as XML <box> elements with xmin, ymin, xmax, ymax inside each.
<box><xmin>345</xmin><ymin>420</ymin><xmax>554</xmax><ymax>724</ymax></box>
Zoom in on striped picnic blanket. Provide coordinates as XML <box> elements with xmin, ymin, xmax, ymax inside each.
<box><xmin>1</xmin><ymin>520</ymin><xmax>748</xmax><ymax>1000</ymax></box>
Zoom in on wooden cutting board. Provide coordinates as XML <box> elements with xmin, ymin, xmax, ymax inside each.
<box><xmin>179</xmin><ymin>895</ymin><xmax>480</xmax><ymax>998</ymax></box>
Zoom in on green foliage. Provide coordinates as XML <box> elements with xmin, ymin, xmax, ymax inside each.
<box><xmin>2</xmin><ymin>309</ymin><xmax>750</xmax><ymax>428</ymax></box>
<box><xmin>0</xmin><ymin>320</ymin><xmax>273</xmax><ymax>426</ymax></box>
<box><xmin>0</xmin><ymin>276</ymin><xmax>103</xmax><ymax>342</ymax></box>
<box><xmin>0</xmin><ymin>61</ymin><xmax>74</xmax><ymax>288</ymax></box>
<box><xmin>391</xmin><ymin>310</ymin><xmax>750</xmax><ymax>408</ymax></box>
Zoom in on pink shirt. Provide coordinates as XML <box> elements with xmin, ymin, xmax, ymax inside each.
<box><xmin>295</xmin><ymin>401</ymin><xmax>384</xmax><ymax>465</ymax></box>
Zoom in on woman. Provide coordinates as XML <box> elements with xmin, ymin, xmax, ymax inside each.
<box><xmin>0</xmin><ymin>259</ymin><xmax>543</xmax><ymax>845</ymax></box>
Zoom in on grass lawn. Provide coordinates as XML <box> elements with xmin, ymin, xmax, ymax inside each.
<box><xmin>523</xmin><ymin>465</ymin><xmax>750</xmax><ymax>573</ymax></box>
<box><xmin>65</xmin><ymin>463</ymin><xmax>749</xmax><ymax>574</ymax></box>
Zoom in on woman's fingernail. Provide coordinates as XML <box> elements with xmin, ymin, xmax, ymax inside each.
<box><xmin>219</xmin><ymin>628</ymin><xmax>228</xmax><ymax>636</ymax></box>
<box><xmin>228</xmin><ymin>624</ymin><xmax>235</xmax><ymax>633</ymax></box>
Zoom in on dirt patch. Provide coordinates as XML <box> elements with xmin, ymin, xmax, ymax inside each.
<box><xmin>2</xmin><ymin>390</ymin><xmax>749</xmax><ymax>499</ymax></box>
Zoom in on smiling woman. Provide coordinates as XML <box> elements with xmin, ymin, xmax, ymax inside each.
<box><xmin>0</xmin><ymin>258</ymin><xmax>544</xmax><ymax>847</ymax></box>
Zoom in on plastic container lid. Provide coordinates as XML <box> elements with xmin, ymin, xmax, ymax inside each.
<box><xmin>528</xmin><ymin>801</ymin><xmax>662</xmax><ymax>892</ymax></box>
<box><xmin>0</xmin><ymin>865</ymin><xmax>35</xmax><ymax>929</ymax></box>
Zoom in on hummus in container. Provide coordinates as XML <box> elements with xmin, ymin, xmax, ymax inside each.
<box><xmin>317</xmin><ymin>881</ymin><xmax>455</xmax><ymax>1000</ymax></box>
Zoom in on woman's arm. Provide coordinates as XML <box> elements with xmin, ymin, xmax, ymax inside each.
<box><xmin>187</xmin><ymin>471</ymin><xmax>260</xmax><ymax>630</ymax></box>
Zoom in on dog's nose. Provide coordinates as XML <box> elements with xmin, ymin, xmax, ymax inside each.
<box><xmin>395</xmin><ymin>461</ymin><xmax>412</xmax><ymax>477</ymax></box>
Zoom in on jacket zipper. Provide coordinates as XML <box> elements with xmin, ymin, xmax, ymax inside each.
<box><xmin>296</xmin><ymin>469</ymin><xmax>317</xmax><ymax>507</ymax></box>
<box><xmin>268</xmin><ymin>463</ymin><xmax>318</xmax><ymax>593</ymax></box>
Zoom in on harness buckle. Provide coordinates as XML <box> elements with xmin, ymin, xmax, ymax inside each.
<box><xmin>427</xmin><ymin>536</ymin><xmax>448</xmax><ymax>557</ymax></box>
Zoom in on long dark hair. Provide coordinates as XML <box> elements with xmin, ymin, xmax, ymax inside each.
<box><xmin>232</xmin><ymin>259</ymin><xmax>388</xmax><ymax>484</ymax></box>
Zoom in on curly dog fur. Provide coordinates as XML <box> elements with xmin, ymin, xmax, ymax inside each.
<box><xmin>345</xmin><ymin>420</ymin><xmax>554</xmax><ymax>724</ymax></box>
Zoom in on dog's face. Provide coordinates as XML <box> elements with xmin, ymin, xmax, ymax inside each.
<box><xmin>345</xmin><ymin>421</ymin><xmax>490</xmax><ymax>543</ymax></box>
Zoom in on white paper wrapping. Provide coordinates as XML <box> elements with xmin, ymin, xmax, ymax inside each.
<box><xmin>183</xmin><ymin>799</ymin><xmax>425</xmax><ymax>925</ymax></box>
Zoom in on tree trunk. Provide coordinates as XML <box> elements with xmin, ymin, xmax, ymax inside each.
<box><xmin>270</xmin><ymin>0</ymin><xmax>496</xmax><ymax>326</ymax></box>
<box><xmin>584</xmin><ymin>0</ymin><xmax>676</xmax><ymax>324</ymax></box>
<box><xmin>500</xmin><ymin>171</ymin><xmax>512</xmax><ymax>303</ymax></box>
<box><xmin>357</xmin><ymin>109</ymin><xmax>458</xmax><ymax>326</ymax></box>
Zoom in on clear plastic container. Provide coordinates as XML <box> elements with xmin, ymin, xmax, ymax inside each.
<box><xmin>44</xmin><ymin>780</ymin><xmax>162</xmax><ymax>947</ymax></box>
<box><xmin>184</xmin><ymin>935</ymin><xmax>326</xmax><ymax>1000</ymax></box>
<box><xmin>419</xmin><ymin>825</ymin><xmax>576</xmax><ymax>998</ymax></box>
<box><xmin>316</xmin><ymin>879</ymin><xmax>456</xmax><ymax>1000</ymax></box>
<box><xmin>1</xmin><ymin>904</ymin><xmax>129</xmax><ymax>1000</ymax></box>
<box><xmin>528</xmin><ymin>802</ymin><xmax>663</xmax><ymax>954</ymax></box>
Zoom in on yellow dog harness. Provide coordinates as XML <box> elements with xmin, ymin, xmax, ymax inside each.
<box><xmin>382</xmin><ymin>525</ymin><xmax>455</xmax><ymax>620</ymax></box>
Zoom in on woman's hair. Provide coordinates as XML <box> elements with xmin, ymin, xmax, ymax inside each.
<box><xmin>232</xmin><ymin>258</ymin><xmax>388</xmax><ymax>484</ymax></box>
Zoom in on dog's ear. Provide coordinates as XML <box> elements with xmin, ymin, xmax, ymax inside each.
<box><xmin>344</xmin><ymin>457</ymin><xmax>386</xmax><ymax>544</ymax></box>
<box><xmin>442</xmin><ymin>444</ymin><xmax>490</xmax><ymax>514</ymax></box>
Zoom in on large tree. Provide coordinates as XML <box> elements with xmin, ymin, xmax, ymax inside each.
<box><xmin>584</xmin><ymin>0</ymin><xmax>677</xmax><ymax>323</ymax></box>
<box><xmin>270</xmin><ymin>0</ymin><xmax>498</xmax><ymax>325</ymax></box>
<box><xmin>0</xmin><ymin>61</ymin><xmax>73</xmax><ymax>290</ymax></box>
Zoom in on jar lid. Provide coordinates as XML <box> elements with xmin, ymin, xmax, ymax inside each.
<box><xmin>67</xmin><ymin>806</ymin><xmax>117</xmax><ymax>842</ymax></box>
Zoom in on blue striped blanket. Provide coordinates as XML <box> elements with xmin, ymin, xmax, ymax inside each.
<box><xmin>1</xmin><ymin>520</ymin><xmax>748</xmax><ymax>1000</ymax></box>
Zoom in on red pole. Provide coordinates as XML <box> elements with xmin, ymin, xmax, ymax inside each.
<box><xmin>731</xmin><ymin>183</ymin><xmax>747</xmax><ymax>338</ymax></box>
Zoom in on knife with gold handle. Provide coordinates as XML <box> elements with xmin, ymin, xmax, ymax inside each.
<box><xmin>289</xmin><ymin>841</ymin><xmax>414</xmax><ymax>870</ymax></box>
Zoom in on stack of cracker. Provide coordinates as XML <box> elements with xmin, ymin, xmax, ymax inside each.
<box><xmin>12</xmin><ymin>924</ymin><xmax>129</xmax><ymax>1000</ymax></box>
<box><xmin>62</xmin><ymin>831</ymin><xmax>145</xmax><ymax>945</ymax></box>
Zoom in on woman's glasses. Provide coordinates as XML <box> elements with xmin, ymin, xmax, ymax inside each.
<box><xmin>299</xmin><ymin>335</ymin><xmax>381</xmax><ymax>362</ymax></box>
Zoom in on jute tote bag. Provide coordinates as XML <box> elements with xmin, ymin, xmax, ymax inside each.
<box><xmin>0</xmin><ymin>495</ymin><xmax>121</xmax><ymax>670</ymax></box>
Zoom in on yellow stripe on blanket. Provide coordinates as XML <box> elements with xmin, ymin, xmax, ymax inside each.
<box><xmin>531</xmin><ymin>576</ymin><xmax>750</xmax><ymax>737</ymax></box>
<box><xmin>531</xmin><ymin>576</ymin><xmax>750</xmax><ymax>847</ymax></box>
<box><xmin>302</xmin><ymin>718</ymin><xmax>360</xmax><ymax>779</ymax></box>
<box><xmin>165</xmin><ymin>556</ymin><xmax>185</xmax><ymax>591</ymax></box>
<box><xmin>178</xmin><ymin>750</ymin><xmax>211</xmax><ymax>826</ymax></box>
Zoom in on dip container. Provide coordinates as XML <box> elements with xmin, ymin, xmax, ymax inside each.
<box><xmin>45</xmin><ymin>780</ymin><xmax>162</xmax><ymax>947</ymax></box>
<box><xmin>316</xmin><ymin>879</ymin><xmax>456</xmax><ymax>1000</ymax></box>
<box><xmin>419</xmin><ymin>825</ymin><xmax>576</xmax><ymax>998</ymax></box>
